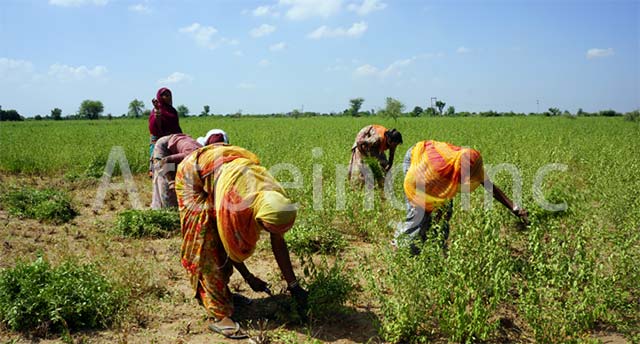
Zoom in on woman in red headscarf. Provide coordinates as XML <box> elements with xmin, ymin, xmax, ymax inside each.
<box><xmin>148</xmin><ymin>87</ymin><xmax>183</xmax><ymax>177</ymax></box>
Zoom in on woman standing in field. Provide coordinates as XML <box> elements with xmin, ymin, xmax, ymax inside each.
<box><xmin>148</xmin><ymin>87</ymin><xmax>182</xmax><ymax>177</ymax></box>
<box><xmin>150</xmin><ymin>129</ymin><xmax>229</xmax><ymax>209</ymax></box>
<box><xmin>395</xmin><ymin>140</ymin><xmax>529</xmax><ymax>253</ymax></box>
<box><xmin>348</xmin><ymin>125</ymin><xmax>403</xmax><ymax>185</ymax></box>
<box><xmin>175</xmin><ymin>144</ymin><xmax>308</xmax><ymax>339</ymax></box>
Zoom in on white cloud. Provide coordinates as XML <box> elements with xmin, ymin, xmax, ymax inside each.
<box><xmin>269</xmin><ymin>42</ymin><xmax>286</xmax><ymax>52</ymax></box>
<box><xmin>586</xmin><ymin>48</ymin><xmax>614</xmax><ymax>59</ymax></box>
<box><xmin>49</xmin><ymin>0</ymin><xmax>107</xmax><ymax>6</ymax></box>
<box><xmin>250</xmin><ymin>24</ymin><xmax>276</xmax><ymax>38</ymax></box>
<box><xmin>354</xmin><ymin>64</ymin><xmax>378</xmax><ymax>77</ymax></box>
<box><xmin>379</xmin><ymin>57</ymin><xmax>415</xmax><ymax>77</ymax></box>
<box><xmin>308</xmin><ymin>21</ymin><xmax>367</xmax><ymax>39</ymax></box>
<box><xmin>179</xmin><ymin>23</ymin><xmax>220</xmax><ymax>49</ymax></box>
<box><xmin>280</xmin><ymin>0</ymin><xmax>342</xmax><ymax>20</ymax></box>
<box><xmin>237</xmin><ymin>82</ymin><xmax>256</xmax><ymax>89</ymax></box>
<box><xmin>259</xmin><ymin>59</ymin><xmax>270</xmax><ymax>67</ymax></box>
<box><xmin>234</xmin><ymin>50</ymin><xmax>245</xmax><ymax>57</ymax></box>
<box><xmin>157</xmin><ymin>72</ymin><xmax>193</xmax><ymax>84</ymax></box>
<box><xmin>48</xmin><ymin>64</ymin><xmax>107</xmax><ymax>81</ymax></box>
<box><xmin>354</xmin><ymin>57</ymin><xmax>416</xmax><ymax>78</ymax></box>
<box><xmin>347</xmin><ymin>0</ymin><xmax>386</xmax><ymax>16</ymax></box>
<box><xmin>128</xmin><ymin>4</ymin><xmax>150</xmax><ymax>13</ymax></box>
<box><xmin>456</xmin><ymin>46</ymin><xmax>471</xmax><ymax>54</ymax></box>
<box><xmin>0</xmin><ymin>58</ymin><xmax>36</xmax><ymax>82</ymax></box>
<box><xmin>252</xmin><ymin>5</ymin><xmax>279</xmax><ymax>17</ymax></box>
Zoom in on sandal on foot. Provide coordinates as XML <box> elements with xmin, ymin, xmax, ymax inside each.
<box><xmin>208</xmin><ymin>321</ymin><xmax>249</xmax><ymax>339</ymax></box>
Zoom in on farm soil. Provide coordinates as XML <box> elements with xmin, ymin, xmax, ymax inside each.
<box><xmin>0</xmin><ymin>174</ymin><xmax>630</xmax><ymax>344</ymax></box>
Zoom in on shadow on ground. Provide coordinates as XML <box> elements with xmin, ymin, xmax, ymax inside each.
<box><xmin>234</xmin><ymin>293</ymin><xmax>380</xmax><ymax>343</ymax></box>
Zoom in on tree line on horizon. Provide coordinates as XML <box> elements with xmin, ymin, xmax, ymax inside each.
<box><xmin>1</xmin><ymin>98</ymin><xmax>638</xmax><ymax>122</ymax></box>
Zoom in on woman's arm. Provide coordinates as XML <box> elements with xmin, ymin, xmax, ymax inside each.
<box><xmin>270</xmin><ymin>232</ymin><xmax>297</xmax><ymax>286</ymax></box>
<box><xmin>386</xmin><ymin>146</ymin><xmax>397</xmax><ymax>172</ymax></box>
<box><xmin>485</xmin><ymin>179</ymin><xmax>529</xmax><ymax>224</ymax></box>
<box><xmin>231</xmin><ymin>260</ymin><xmax>269</xmax><ymax>292</ymax></box>
<box><xmin>271</xmin><ymin>232</ymin><xmax>308</xmax><ymax>315</ymax></box>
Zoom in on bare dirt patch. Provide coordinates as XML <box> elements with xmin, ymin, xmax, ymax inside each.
<box><xmin>0</xmin><ymin>175</ymin><xmax>380</xmax><ymax>343</ymax></box>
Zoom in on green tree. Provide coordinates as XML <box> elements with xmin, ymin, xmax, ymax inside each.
<box><xmin>200</xmin><ymin>105</ymin><xmax>210</xmax><ymax>117</ymax></box>
<box><xmin>349</xmin><ymin>97</ymin><xmax>365</xmax><ymax>116</ymax></box>
<box><xmin>381</xmin><ymin>97</ymin><xmax>404</xmax><ymax>120</ymax></box>
<box><xmin>78</xmin><ymin>100</ymin><xmax>104</xmax><ymax>120</ymax></box>
<box><xmin>445</xmin><ymin>106</ymin><xmax>456</xmax><ymax>116</ymax></box>
<box><xmin>127</xmin><ymin>99</ymin><xmax>145</xmax><ymax>118</ymax></box>
<box><xmin>424</xmin><ymin>107</ymin><xmax>438</xmax><ymax>117</ymax></box>
<box><xmin>0</xmin><ymin>106</ymin><xmax>23</xmax><ymax>121</ymax></box>
<box><xmin>176</xmin><ymin>104</ymin><xmax>189</xmax><ymax>118</ymax></box>
<box><xmin>435</xmin><ymin>100</ymin><xmax>446</xmax><ymax>115</ymax></box>
<box><xmin>51</xmin><ymin>108</ymin><xmax>62</xmax><ymax>121</ymax></box>
<box><xmin>411</xmin><ymin>106</ymin><xmax>424</xmax><ymax>117</ymax></box>
<box><xmin>547</xmin><ymin>107</ymin><xmax>561</xmax><ymax>116</ymax></box>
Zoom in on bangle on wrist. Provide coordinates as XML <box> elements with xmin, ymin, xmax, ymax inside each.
<box><xmin>287</xmin><ymin>280</ymin><xmax>299</xmax><ymax>290</ymax></box>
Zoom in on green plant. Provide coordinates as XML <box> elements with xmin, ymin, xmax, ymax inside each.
<box><xmin>0</xmin><ymin>187</ymin><xmax>77</xmax><ymax>224</ymax></box>
<box><xmin>113</xmin><ymin>209</ymin><xmax>180</xmax><ymax>238</ymax></box>
<box><xmin>303</xmin><ymin>258</ymin><xmax>355</xmax><ymax>320</ymax></box>
<box><xmin>285</xmin><ymin>223</ymin><xmax>346</xmax><ymax>256</ymax></box>
<box><xmin>363</xmin><ymin>157</ymin><xmax>385</xmax><ymax>185</ymax></box>
<box><xmin>0</xmin><ymin>257</ymin><xmax>127</xmax><ymax>334</ymax></box>
<box><xmin>366</xmin><ymin>213</ymin><xmax>512</xmax><ymax>343</ymax></box>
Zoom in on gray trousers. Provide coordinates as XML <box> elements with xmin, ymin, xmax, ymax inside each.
<box><xmin>393</xmin><ymin>146</ymin><xmax>452</xmax><ymax>253</ymax></box>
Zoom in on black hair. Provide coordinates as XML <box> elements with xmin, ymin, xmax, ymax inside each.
<box><xmin>386</xmin><ymin>129</ymin><xmax>403</xmax><ymax>144</ymax></box>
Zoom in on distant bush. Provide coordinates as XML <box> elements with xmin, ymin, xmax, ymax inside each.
<box><xmin>114</xmin><ymin>209</ymin><xmax>180</xmax><ymax>238</ymax></box>
<box><xmin>598</xmin><ymin>109</ymin><xmax>620</xmax><ymax>117</ymax></box>
<box><xmin>624</xmin><ymin>110</ymin><xmax>639</xmax><ymax>122</ymax></box>
<box><xmin>0</xmin><ymin>187</ymin><xmax>76</xmax><ymax>224</ymax></box>
<box><xmin>0</xmin><ymin>257</ymin><xmax>127</xmax><ymax>334</ymax></box>
<box><xmin>285</xmin><ymin>223</ymin><xmax>346</xmax><ymax>255</ymax></box>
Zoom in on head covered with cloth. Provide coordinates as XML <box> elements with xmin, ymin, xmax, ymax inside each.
<box><xmin>395</xmin><ymin>139</ymin><xmax>529</xmax><ymax>254</ymax></box>
<box><xmin>197</xmin><ymin>129</ymin><xmax>230</xmax><ymax>146</ymax></box>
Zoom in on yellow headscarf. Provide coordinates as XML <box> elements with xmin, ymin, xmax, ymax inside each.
<box><xmin>212</xmin><ymin>150</ymin><xmax>297</xmax><ymax>262</ymax></box>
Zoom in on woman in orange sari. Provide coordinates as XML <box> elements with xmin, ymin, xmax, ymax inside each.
<box><xmin>175</xmin><ymin>144</ymin><xmax>307</xmax><ymax>339</ymax></box>
<box><xmin>395</xmin><ymin>140</ymin><xmax>529</xmax><ymax>253</ymax></box>
<box><xmin>348</xmin><ymin>125</ymin><xmax>403</xmax><ymax>184</ymax></box>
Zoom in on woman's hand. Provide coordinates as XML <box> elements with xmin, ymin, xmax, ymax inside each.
<box><xmin>246</xmin><ymin>275</ymin><xmax>269</xmax><ymax>293</ymax></box>
<box><xmin>288</xmin><ymin>283</ymin><xmax>309</xmax><ymax>319</ymax></box>
<box><xmin>513</xmin><ymin>206</ymin><xmax>530</xmax><ymax>225</ymax></box>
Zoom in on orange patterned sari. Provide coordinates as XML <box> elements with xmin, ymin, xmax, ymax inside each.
<box><xmin>404</xmin><ymin>140</ymin><xmax>486</xmax><ymax>212</ymax></box>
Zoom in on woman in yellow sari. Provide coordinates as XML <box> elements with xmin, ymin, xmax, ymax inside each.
<box><xmin>395</xmin><ymin>140</ymin><xmax>529</xmax><ymax>253</ymax></box>
<box><xmin>175</xmin><ymin>144</ymin><xmax>307</xmax><ymax>339</ymax></box>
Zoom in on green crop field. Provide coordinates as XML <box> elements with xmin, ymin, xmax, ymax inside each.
<box><xmin>0</xmin><ymin>116</ymin><xmax>639</xmax><ymax>343</ymax></box>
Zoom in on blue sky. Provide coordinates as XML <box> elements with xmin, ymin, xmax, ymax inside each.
<box><xmin>1</xmin><ymin>0</ymin><xmax>638</xmax><ymax>117</ymax></box>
